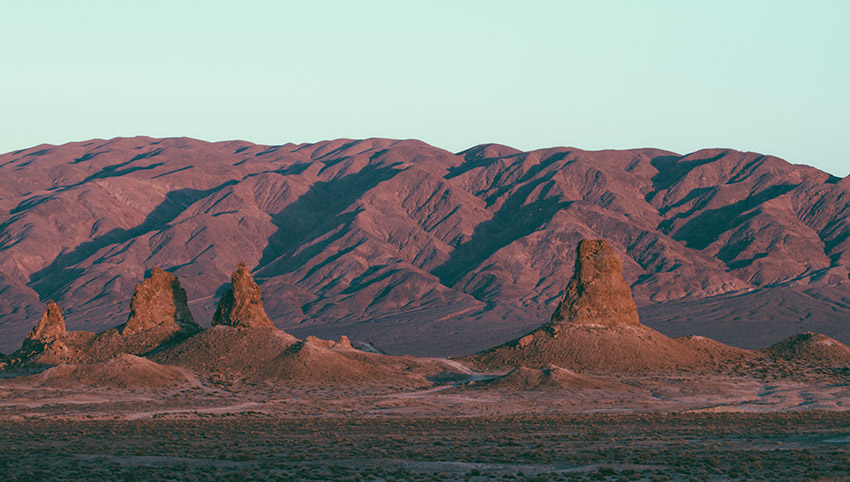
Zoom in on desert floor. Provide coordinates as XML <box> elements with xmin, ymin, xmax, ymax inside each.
<box><xmin>1</xmin><ymin>374</ymin><xmax>850</xmax><ymax>481</ymax></box>
<box><xmin>1</xmin><ymin>412</ymin><xmax>849</xmax><ymax>481</ymax></box>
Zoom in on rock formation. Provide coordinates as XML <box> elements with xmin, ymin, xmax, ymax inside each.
<box><xmin>26</xmin><ymin>300</ymin><xmax>66</xmax><ymax>343</ymax></box>
<box><xmin>10</xmin><ymin>271</ymin><xmax>200</xmax><ymax>368</ymax></box>
<box><xmin>467</xmin><ymin>239</ymin><xmax>729</xmax><ymax>371</ymax></box>
<box><xmin>212</xmin><ymin>263</ymin><xmax>275</xmax><ymax>328</ymax></box>
<box><xmin>12</xmin><ymin>354</ymin><xmax>195</xmax><ymax>388</ymax></box>
<box><xmin>14</xmin><ymin>301</ymin><xmax>95</xmax><ymax>366</ymax></box>
<box><xmin>550</xmin><ymin>240</ymin><xmax>640</xmax><ymax>328</ymax></box>
<box><xmin>123</xmin><ymin>267</ymin><xmax>198</xmax><ymax>335</ymax></box>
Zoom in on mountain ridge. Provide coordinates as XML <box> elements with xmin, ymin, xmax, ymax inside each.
<box><xmin>1</xmin><ymin>136</ymin><xmax>848</xmax><ymax>355</ymax></box>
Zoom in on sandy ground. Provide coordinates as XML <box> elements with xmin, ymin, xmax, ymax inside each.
<box><xmin>1</xmin><ymin>359</ymin><xmax>849</xmax><ymax>480</ymax></box>
<box><xmin>1</xmin><ymin>359</ymin><xmax>848</xmax><ymax>421</ymax></box>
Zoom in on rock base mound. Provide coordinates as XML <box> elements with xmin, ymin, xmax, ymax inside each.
<box><xmin>14</xmin><ymin>354</ymin><xmax>194</xmax><ymax>388</ymax></box>
<box><xmin>154</xmin><ymin>326</ymin><xmax>451</xmax><ymax>387</ymax></box>
<box><xmin>245</xmin><ymin>336</ymin><xmax>443</xmax><ymax>387</ymax></box>
<box><xmin>764</xmin><ymin>332</ymin><xmax>850</xmax><ymax>366</ymax></box>
<box><xmin>468</xmin><ymin>323</ymin><xmax>713</xmax><ymax>371</ymax></box>
<box><xmin>483</xmin><ymin>364</ymin><xmax>624</xmax><ymax>391</ymax></box>
<box><xmin>151</xmin><ymin>326</ymin><xmax>298</xmax><ymax>379</ymax></box>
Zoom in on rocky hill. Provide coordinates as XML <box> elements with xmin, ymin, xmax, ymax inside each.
<box><xmin>1</xmin><ymin>137</ymin><xmax>849</xmax><ymax>355</ymax></box>
<box><xmin>466</xmin><ymin>239</ymin><xmax>751</xmax><ymax>371</ymax></box>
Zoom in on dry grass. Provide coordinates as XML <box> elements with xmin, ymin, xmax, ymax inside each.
<box><xmin>1</xmin><ymin>412</ymin><xmax>849</xmax><ymax>481</ymax></box>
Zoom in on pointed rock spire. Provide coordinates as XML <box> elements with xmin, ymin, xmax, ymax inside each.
<box><xmin>212</xmin><ymin>262</ymin><xmax>275</xmax><ymax>328</ymax></box>
<box><xmin>550</xmin><ymin>239</ymin><xmax>640</xmax><ymax>328</ymax></box>
<box><xmin>123</xmin><ymin>267</ymin><xmax>199</xmax><ymax>335</ymax></box>
<box><xmin>26</xmin><ymin>300</ymin><xmax>66</xmax><ymax>342</ymax></box>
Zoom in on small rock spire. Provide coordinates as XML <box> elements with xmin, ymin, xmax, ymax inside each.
<box><xmin>212</xmin><ymin>262</ymin><xmax>275</xmax><ymax>328</ymax></box>
<box><xmin>27</xmin><ymin>300</ymin><xmax>66</xmax><ymax>342</ymax></box>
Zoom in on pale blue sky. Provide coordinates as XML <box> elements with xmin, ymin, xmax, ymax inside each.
<box><xmin>2</xmin><ymin>1</ymin><xmax>848</xmax><ymax>175</ymax></box>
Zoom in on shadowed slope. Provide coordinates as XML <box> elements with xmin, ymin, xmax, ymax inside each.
<box><xmin>150</xmin><ymin>326</ymin><xmax>299</xmax><ymax>380</ymax></box>
<box><xmin>244</xmin><ymin>335</ymin><xmax>448</xmax><ymax>387</ymax></box>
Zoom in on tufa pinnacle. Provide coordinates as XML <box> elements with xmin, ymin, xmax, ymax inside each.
<box><xmin>26</xmin><ymin>300</ymin><xmax>66</xmax><ymax>342</ymax></box>
<box><xmin>212</xmin><ymin>262</ymin><xmax>275</xmax><ymax>328</ymax></box>
<box><xmin>123</xmin><ymin>267</ymin><xmax>199</xmax><ymax>335</ymax></box>
<box><xmin>550</xmin><ymin>239</ymin><xmax>640</xmax><ymax>328</ymax></box>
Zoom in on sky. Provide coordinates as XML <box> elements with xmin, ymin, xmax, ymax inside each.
<box><xmin>1</xmin><ymin>1</ymin><xmax>848</xmax><ymax>176</ymax></box>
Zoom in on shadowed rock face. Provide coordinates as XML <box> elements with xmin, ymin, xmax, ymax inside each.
<box><xmin>26</xmin><ymin>300</ymin><xmax>66</xmax><ymax>342</ymax></box>
<box><xmin>212</xmin><ymin>263</ymin><xmax>275</xmax><ymax>328</ymax></box>
<box><xmin>123</xmin><ymin>267</ymin><xmax>198</xmax><ymax>335</ymax></box>
<box><xmin>550</xmin><ymin>239</ymin><xmax>640</xmax><ymax>328</ymax></box>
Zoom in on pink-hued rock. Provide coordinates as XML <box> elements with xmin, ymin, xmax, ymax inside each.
<box><xmin>123</xmin><ymin>267</ymin><xmax>198</xmax><ymax>335</ymax></box>
<box><xmin>212</xmin><ymin>263</ymin><xmax>275</xmax><ymax>328</ymax></box>
<box><xmin>26</xmin><ymin>300</ymin><xmax>66</xmax><ymax>342</ymax></box>
<box><xmin>467</xmin><ymin>240</ymin><xmax>754</xmax><ymax>372</ymax></box>
<box><xmin>550</xmin><ymin>239</ymin><xmax>640</xmax><ymax>328</ymax></box>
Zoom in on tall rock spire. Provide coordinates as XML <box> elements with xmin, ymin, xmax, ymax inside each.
<box><xmin>212</xmin><ymin>263</ymin><xmax>275</xmax><ymax>328</ymax></box>
<box><xmin>550</xmin><ymin>239</ymin><xmax>640</xmax><ymax>328</ymax></box>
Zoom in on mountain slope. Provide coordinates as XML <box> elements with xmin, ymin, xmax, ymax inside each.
<box><xmin>1</xmin><ymin>137</ymin><xmax>848</xmax><ymax>355</ymax></box>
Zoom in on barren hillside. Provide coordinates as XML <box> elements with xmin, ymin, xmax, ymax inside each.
<box><xmin>1</xmin><ymin>137</ymin><xmax>848</xmax><ymax>354</ymax></box>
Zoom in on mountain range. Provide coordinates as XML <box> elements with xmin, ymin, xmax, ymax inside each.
<box><xmin>1</xmin><ymin>136</ymin><xmax>848</xmax><ymax>355</ymax></box>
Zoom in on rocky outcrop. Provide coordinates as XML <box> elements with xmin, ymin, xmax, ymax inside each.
<box><xmin>10</xmin><ymin>271</ymin><xmax>200</xmax><ymax>368</ymax></box>
<box><xmin>550</xmin><ymin>240</ymin><xmax>640</xmax><ymax>328</ymax></box>
<box><xmin>467</xmin><ymin>239</ymin><xmax>735</xmax><ymax>372</ymax></box>
<box><xmin>13</xmin><ymin>301</ymin><xmax>95</xmax><ymax>366</ymax></box>
<box><xmin>26</xmin><ymin>300</ymin><xmax>66</xmax><ymax>343</ymax></box>
<box><xmin>123</xmin><ymin>267</ymin><xmax>198</xmax><ymax>335</ymax></box>
<box><xmin>212</xmin><ymin>263</ymin><xmax>275</xmax><ymax>328</ymax></box>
